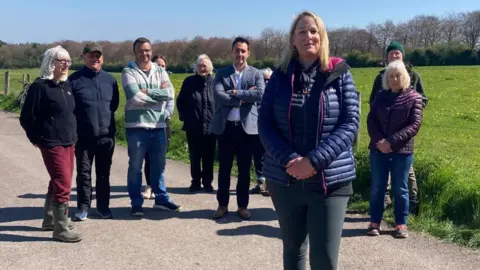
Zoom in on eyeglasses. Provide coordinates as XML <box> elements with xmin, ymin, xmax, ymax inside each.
<box><xmin>55</xmin><ymin>59</ymin><xmax>72</xmax><ymax>66</ymax></box>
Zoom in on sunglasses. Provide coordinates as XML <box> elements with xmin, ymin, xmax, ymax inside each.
<box><xmin>55</xmin><ymin>59</ymin><xmax>72</xmax><ymax>66</ymax></box>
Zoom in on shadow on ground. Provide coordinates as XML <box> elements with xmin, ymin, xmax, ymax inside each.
<box><xmin>17</xmin><ymin>193</ymin><xmax>128</xmax><ymax>201</ymax></box>
<box><xmin>0</xmin><ymin>233</ymin><xmax>52</xmax><ymax>242</ymax></box>
<box><xmin>217</xmin><ymin>224</ymin><xmax>280</xmax><ymax>238</ymax></box>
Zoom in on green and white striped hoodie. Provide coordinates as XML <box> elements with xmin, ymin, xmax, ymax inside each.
<box><xmin>121</xmin><ymin>61</ymin><xmax>174</xmax><ymax>129</ymax></box>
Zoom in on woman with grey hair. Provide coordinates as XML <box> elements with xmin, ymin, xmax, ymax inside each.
<box><xmin>262</xmin><ymin>67</ymin><xmax>272</xmax><ymax>83</ymax></box>
<box><xmin>20</xmin><ymin>45</ymin><xmax>82</xmax><ymax>242</ymax></box>
<box><xmin>367</xmin><ymin>60</ymin><xmax>424</xmax><ymax>238</ymax></box>
<box><xmin>176</xmin><ymin>54</ymin><xmax>217</xmax><ymax>192</ymax></box>
<box><xmin>250</xmin><ymin>67</ymin><xmax>273</xmax><ymax>196</ymax></box>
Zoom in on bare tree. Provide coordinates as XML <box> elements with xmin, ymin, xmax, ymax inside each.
<box><xmin>259</xmin><ymin>28</ymin><xmax>276</xmax><ymax>59</ymax></box>
<box><xmin>416</xmin><ymin>15</ymin><xmax>442</xmax><ymax>48</ymax></box>
<box><xmin>372</xmin><ymin>20</ymin><xmax>396</xmax><ymax>55</ymax></box>
<box><xmin>441</xmin><ymin>12</ymin><xmax>462</xmax><ymax>46</ymax></box>
<box><xmin>270</xmin><ymin>29</ymin><xmax>288</xmax><ymax>58</ymax></box>
<box><xmin>328</xmin><ymin>28</ymin><xmax>349</xmax><ymax>56</ymax></box>
<box><xmin>393</xmin><ymin>22</ymin><xmax>411</xmax><ymax>47</ymax></box>
<box><xmin>366</xmin><ymin>23</ymin><xmax>378</xmax><ymax>54</ymax></box>
<box><xmin>461</xmin><ymin>11</ymin><xmax>480</xmax><ymax>50</ymax></box>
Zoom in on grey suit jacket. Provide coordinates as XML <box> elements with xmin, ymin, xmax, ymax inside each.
<box><xmin>209</xmin><ymin>65</ymin><xmax>265</xmax><ymax>135</ymax></box>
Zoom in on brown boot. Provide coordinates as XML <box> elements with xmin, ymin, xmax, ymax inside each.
<box><xmin>41</xmin><ymin>195</ymin><xmax>74</xmax><ymax>231</ymax></box>
<box><xmin>52</xmin><ymin>202</ymin><xmax>83</xmax><ymax>243</ymax></box>
<box><xmin>237</xmin><ymin>207</ymin><xmax>251</xmax><ymax>220</ymax></box>
<box><xmin>213</xmin><ymin>206</ymin><xmax>228</xmax><ymax>219</ymax></box>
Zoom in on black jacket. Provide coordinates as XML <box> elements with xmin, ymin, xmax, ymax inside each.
<box><xmin>68</xmin><ymin>67</ymin><xmax>119</xmax><ymax>139</ymax></box>
<box><xmin>19</xmin><ymin>78</ymin><xmax>77</xmax><ymax>148</ymax></box>
<box><xmin>176</xmin><ymin>74</ymin><xmax>215</xmax><ymax>134</ymax></box>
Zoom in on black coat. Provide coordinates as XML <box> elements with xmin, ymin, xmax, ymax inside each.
<box><xmin>176</xmin><ymin>74</ymin><xmax>215</xmax><ymax>134</ymax></box>
<box><xmin>20</xmin><ymin>78</ymin><xmax>77</xmax><ymax>148</ymax></box>
<box><xmin>68</xmin><ymin>67</ymin><xmax>119</xmax><ymax>139</ymax></box>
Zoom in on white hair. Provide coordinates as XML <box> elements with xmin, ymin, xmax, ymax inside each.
<box><xmin>382</xmin><ymin>60</ymin><xmax>411</xmax><ymax>91</ymax></box>
<box><xmin>262</xmin><ymin>67</ymin><xmax>273</xmax><ymax>78</ymax></box>
<box><xmin>194</xmin><ymin>54</ymin><xmax>214</xmax><ymax>74</ymax></box>
<box><xmin>39</xmin><ymin>45</ymin><xmax>71</xmax><ymax>82</ymax></box>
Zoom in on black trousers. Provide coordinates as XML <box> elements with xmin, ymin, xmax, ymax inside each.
<box><xmin>75</xmin><ymin>136</ymin><xmax>115</xmax><ymax>212</ymax></box>
<box><xmin>252</xmin><ymin>135</ymin><xmax>265</xmax><ymax>181</ymax></box>
<box><xmin>186</xmin><ymin>131</ymin><xmax>216</xmax><ymax>187</ymax></box>
<box><xmin>269</xmin><ymin>181</ymin><xmax>349</xmax><ymax>270</ymax></box>
<box><xmin>217</xmin><ymin>122</ymin><xmax>253</xmax><ymax>208</ymax></box>
<box><xmin>144</xmin><ymin>119</ymin><xmax>171</xmax><ymax>186</ymax></box>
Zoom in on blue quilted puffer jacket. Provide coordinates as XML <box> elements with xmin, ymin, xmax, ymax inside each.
<box><xmin>258</xmin><ymin>57</ymin><xmax>360</xmax><ymax>193</ymax></box>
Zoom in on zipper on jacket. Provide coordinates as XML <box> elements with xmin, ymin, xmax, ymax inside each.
<box><xmin>60</xmin><ymin>83</ymin><xmax>69</xmax><ymax>141</ymax></box>
<box><xmin>302</xmin><ymin>92</ymin><xmax>308</xmax><ymax>156</ymax></box>
<box><xmin>287</xmin><ymin>73</ymin><xmax>294</xmax><ymax>187</ymax></box>
<box><xmin>318</xmin><ymin>90</ymin><xmax>327</xmax><ymax>195</ymax></box>
<box><xmin>386</xmin><ymin>97</ymin><xmax>396</xmax><ymax>142</ymax></box>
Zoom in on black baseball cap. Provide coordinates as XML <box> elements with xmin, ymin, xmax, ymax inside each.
<box><xmin>83</xmin><ymin>42</ymin><xmax>103</xmax><ymax>55</ymax></box>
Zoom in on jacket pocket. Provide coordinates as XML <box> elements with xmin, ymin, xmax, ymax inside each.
<box><xmin>41</xmin><ymin>117</ymin><xmax>57</xmax><ymax>142</ymax></box>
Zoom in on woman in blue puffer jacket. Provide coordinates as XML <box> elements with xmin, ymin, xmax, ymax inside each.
<box><xmin>258</xmin><ymin>11</ymin><xmax>360</xmax><ymax>270</ymax></box>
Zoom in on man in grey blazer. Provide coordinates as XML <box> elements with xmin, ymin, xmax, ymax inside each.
<box><xmin>209</xmin><ymin>37</ymin><xmax>265</xmax><ymax>220</ymax></box>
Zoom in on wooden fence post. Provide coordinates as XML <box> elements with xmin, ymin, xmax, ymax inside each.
<box><xmin>4</xmin><ymin>71</ymin><xmax>10</xmax><ymax>95</ymax></box>
<box><xmin>26</xmin><ymin>74</ymin><xmax>31</xmax><ymax>83</ymax></box>
<box><xmin>22</xmin><ymin>74</ymin><xmax>26</xmax><ymax>83</ymax></box>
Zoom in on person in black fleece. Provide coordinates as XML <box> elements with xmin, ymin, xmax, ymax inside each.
<box><xmin>176</xmin><ymin>54</ymin><xmax>216</xmax><ymax>192</ymax></box>
<box><xmin>68</xmin><ymin>43</ymin><xmax>119</xmax><ymax>221</ymax></box>
<box><xmin>20</xmin><ymin>45</ymin><xmax>82</xmax><ymax>243</ymax></box>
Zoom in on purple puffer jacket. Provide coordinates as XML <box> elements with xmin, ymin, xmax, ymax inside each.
<box><xmin>367</xmin><ymin>88</ymin><xmax>424</xmax><ymax>154</ymax></box>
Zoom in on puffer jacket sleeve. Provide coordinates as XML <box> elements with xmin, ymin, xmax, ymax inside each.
<box><xmin>258</xmin><ymin>71</ymin><xmax>301</xmax><ymax>167</ymax></box>
<box><xmin>386</xmin><ymin>92</ymin><xmax>423</xmax><ymax>150</ymax></box>
<box><xmin>306</xmin><ymin>70</ymin><xmax>360</xmax><ymax>170</ymax></box>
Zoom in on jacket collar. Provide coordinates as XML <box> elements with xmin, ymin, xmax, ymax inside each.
<box><xmin>286</xmin><ymin>57</ymin><xmax>349</xmax><ymax>88</ymax></box>
<box><xmin>80</xmin><ymin>66</ymin><xmax>102</xmax><ymax>77</ymax></box>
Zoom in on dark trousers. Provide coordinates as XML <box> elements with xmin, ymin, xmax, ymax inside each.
<box><xmin>75</xmin><ymin>137</ymin><xmax>115</xmax><ymax>212</ymax></box>
<box><xmin>40</xmin><ymin>145</ymin><xmax>75</xmax><ymax>204</ymax></box>
<box><xmin>217</xmin><ymin>122</ymin><xmax>253</xmax><ymax>208</ymax></box>
<box><xmin>186</xmin><ymin>131</ymin><xmax>216</xmax><ymax>187</ymax></box>
<box><xmin>269</xmin><ymin>181</ymin><xmax>349</xmax><ymax>270</ymax></box>
<box><xmin>144</xmin><ymin>119</ymin><xmax>171</xmax><ymax>186</ymax></box>
<box><xmin>252</xmin><ymin>135</ymin><xmax>265</xmax><ymax>182</ymax></box>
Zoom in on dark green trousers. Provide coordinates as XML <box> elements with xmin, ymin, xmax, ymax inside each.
<box><xmin>269</xmin><ymin>181</ymin><xmax>349</xmax><ymax>270</ymax></box>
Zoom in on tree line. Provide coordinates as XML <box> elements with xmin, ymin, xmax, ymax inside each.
<box><xmin>0</xmin><ymin>10</ymin><xmax>479</xmax><ymax>72</ymax></box>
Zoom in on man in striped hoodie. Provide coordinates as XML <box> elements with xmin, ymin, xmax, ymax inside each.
<box><xmin>121</xmin><ymin>37</ymin><xmax>180</xmax><ymax>216</ymax></box>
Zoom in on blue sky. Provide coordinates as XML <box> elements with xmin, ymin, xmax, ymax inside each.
<box><xmin>2</xmin><ymin>0</ymin><xmax>479</xmax><ymax>43</ymax></box>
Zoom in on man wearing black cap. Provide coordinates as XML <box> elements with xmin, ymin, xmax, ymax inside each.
<box><xmin>68</xmin><ymin>42</ymin><xmax>120</xmax><ymax>221</ymax></box>
<box><xmin>369</xmin><ymin>41</ymin><xmax>427</xmax><ymax>215</ymax></box>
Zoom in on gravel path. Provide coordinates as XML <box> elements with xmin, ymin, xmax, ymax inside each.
<box><xmin>0</xmin><ymin>111</ymin><xmax>478</xmax><ymax>270</ymax></box>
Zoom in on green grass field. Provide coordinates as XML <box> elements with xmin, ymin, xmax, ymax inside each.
<box><xmin>2</xmin><ymin>66</ymin><xmax>480</xmax><ymax>247</ymax></box>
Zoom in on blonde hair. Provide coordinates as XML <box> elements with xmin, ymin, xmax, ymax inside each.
<box><xmin>279</xmin><ymin>11</ymin><xmax>330</xmax><ymax>73</ymax></box>
<box><xmin>39</xmin><ymin>45</ymin><xmax>71</xmax><ymax>82</ymax></box>
<box><xmin>194</xmin><ymin>54</ymin><xmax>214</xmax><ymax>74</ymax></box>
<box><xmin>382</xmin><ymin>60</ymin><xmax>411</xmax><ymax>91</ymax></box>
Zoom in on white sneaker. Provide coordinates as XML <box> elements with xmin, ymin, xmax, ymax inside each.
<box><xmin>142</xmin><ymin>186</ymin><xmax>153</xmax><ymax>199</ymax></box>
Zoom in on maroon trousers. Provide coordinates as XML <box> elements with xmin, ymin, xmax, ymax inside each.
<box><xmin>40</xmin><ymin>145</ymin><xmax>75</xmax><ymax>204</ymax></box>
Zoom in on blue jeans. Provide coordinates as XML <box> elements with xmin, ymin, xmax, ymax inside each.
<box><xmin>126</xmin><ymin>128</ymin><xmax>171</xmax><ymax>207</ymax></box>
<box><xmin>369</xmin><ymin>151</ymin><xmax>413</xmax><ymax>225</ymax></box>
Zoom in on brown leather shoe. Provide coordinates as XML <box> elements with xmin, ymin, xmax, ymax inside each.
<box><xmin>237</xmin><ymin>207</ymin><xmax>251</xmax><ymax>220</ymax></box>
<box><xmin>213</xmin><ymin>206</ymin><xmax>228</xmax><ymax>219</ymax></box>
